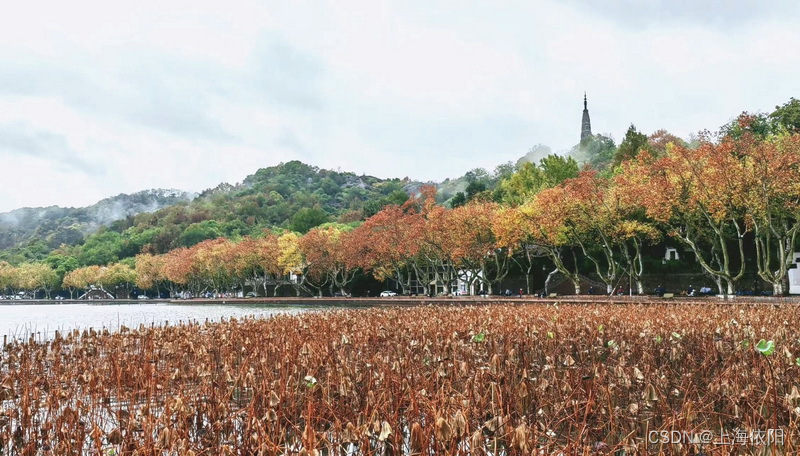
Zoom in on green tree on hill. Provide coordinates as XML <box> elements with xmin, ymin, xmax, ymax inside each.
<box><xmin>289</xmin><ymin>207</ymin><xmax>330</xmax><ymax>233</ymax></box>
<box><xmin>769</xmin><ymin>97</ymin><xmax>800</xmax><ymax>133</ymax></box>
<box><xmin>572</xmin><ymin>134</ymin><xmax>617</xmax><ymax>171</ymax></box>
<box><xmin>499</xmin><ymin>154</ymin><xmax>579</xmax><ymax>205</ymax></box>
<box><xmin>178</xmin><ymin>220</ymin><xmax>223</xmax><ymax>247</ymax></box>
<box><xmin>614</xmin><ymin>124</ymin><xmax>649</xmax><ymax>166</ymax></box>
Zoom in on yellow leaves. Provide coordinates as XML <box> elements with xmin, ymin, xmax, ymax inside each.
<box><xmin>614</xmin><ymin>220</ymin><xmax>660</xmax><ymax>243</ymax></box>
<box><xmin>277</xmin><ymin>231</ymin><xmax>303</xmax><ymax>274</ymax></box>
<box><xmin>492</xmin><ymin>206</ymin><xmax>525</xmax><ymax>249</ymax></box>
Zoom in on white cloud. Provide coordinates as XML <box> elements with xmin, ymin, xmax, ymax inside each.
<box><xmin>0</xmin><ymin>0</ymin><xmax>798</xmax><ymax>211</ymax></box>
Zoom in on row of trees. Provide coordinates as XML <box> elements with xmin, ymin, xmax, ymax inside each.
<box><xmin>57</xmin><ymin>125</ymin><xmax>800</xmax><ymax>298</ymax></box>
<box><xmin>3</xmin><ymin>116</ymin><xmax>800</xmax><ymax>298</ymax></box>
<box><xmin>333</xmin><ymin>125</ymin><xmax>800</xmax><ymax>297</ymax></box>
<box><xmin>0</xmin><ymin>262</ymin><xmax>59</xmax><ymax>298</ymax></box>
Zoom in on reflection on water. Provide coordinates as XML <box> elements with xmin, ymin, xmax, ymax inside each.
<box><xmin>0</xmin><ymin>302</ymin><xmax>318</xmax><ymax>340</ymax></box>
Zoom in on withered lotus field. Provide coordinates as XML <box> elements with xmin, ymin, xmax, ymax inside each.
<box><xmin>1</xmin><ymin>302</ymin><xmax>798</xmax><ymax>455</ymax></box>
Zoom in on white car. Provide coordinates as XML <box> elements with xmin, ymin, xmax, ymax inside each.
<box><xmin>137</xmin><ymin>295</ymin><xmax>150</xmax><ymax>300</ymax></box>
<box><xmin>379</xmin><ymin>291</ymin><xmax>397</xmax><ymax>297</ymax></box>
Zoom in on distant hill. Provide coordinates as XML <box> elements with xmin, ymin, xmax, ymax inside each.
<box><xmin>0</xmin><ymin>157</ymin><xmax>527</xmax><ymax>265</ymax></box>
<box><xmin>0</xmin><ymin>161</ymin><xmax>429</xmax><ymax>266</ymax></box>
<box><xmin>0</xmin><ymin>189</ymin><xmax>195</xmax><ymax>251</ymax></box>
<box><xmin>98</xmin><ymin>161</ymin><xmax>422</xmax><ymax>256</ymax></box>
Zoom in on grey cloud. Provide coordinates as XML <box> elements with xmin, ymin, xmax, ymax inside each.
<box><xmin>276</xmin><ymin>128</ymin><xmax>309</xmax><ymax>154</ymax></box>
<box><xmin>0</xmin><ymin>38</ymin><xmax>325</xmax><ymax>142</ymax></box>
<box><xmin>119</xmin><ymin>68</ymin><xmax>234</xmax><ymax>141</ymax></box>
<box><xmin>0</xmin><ymin>54</ymin><xmax>234</xmax><ymax>141</ymax></box>
<box><xmin>0</xmin><ymin>123</ymin><xmax>102</xmax><ymax>174</ymax></box>
<box><xmin>250</xmin><ymin>40</ymin><xmax>324</xmax><ymax>110</ymax></box>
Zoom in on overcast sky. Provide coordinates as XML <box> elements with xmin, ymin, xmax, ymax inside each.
<box><xmin>0</xmin><ymin>0</ymin><xmax>798</xmax><ymax>212</ymax></box>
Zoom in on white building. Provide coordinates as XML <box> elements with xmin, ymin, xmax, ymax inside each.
<box><xmin>788</xmin><ymin>252</ymin><xmax>800</xmax><ymax>294</ymax></box>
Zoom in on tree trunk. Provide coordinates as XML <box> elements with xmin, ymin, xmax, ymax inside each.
<box><xmin>725</xmin><ymin>279</ymin><xmax>734</xmax><ymax>297</ymax></box>
<box><xmin>714</xmin><ymin>277</ymin><xmax>724</xmax><ymax>295</ymax></box>
<box><xmin>395</xmin><ymin>269</ymin><xmax>405</xmax><ymax>294</ymax></box>
<box><xmin>544</xmin><ymin>268</ymin><xmax>558</xmax><ymax>295</ymax></box>
<box><xmin>525</xmin><ymin>274</ymin><xmax>531</xmax><ymax>295</ymax></box>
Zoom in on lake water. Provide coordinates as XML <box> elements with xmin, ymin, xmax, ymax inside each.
<box><xmin>0</xmin><ymin>302</ymin><xmax>319</xmax><ymax>341</ymax></box>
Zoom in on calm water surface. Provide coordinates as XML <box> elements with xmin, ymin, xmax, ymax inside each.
<box><xmin>0</xmin><ymin>302</ymin><xmax>318</xmax><ymax>340</ymax></box>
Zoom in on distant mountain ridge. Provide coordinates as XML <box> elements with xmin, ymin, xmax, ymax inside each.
<box><xmin>0</xmin><ymin>189</ymin><xmax>196</xmax><ymax>250</ymax></box>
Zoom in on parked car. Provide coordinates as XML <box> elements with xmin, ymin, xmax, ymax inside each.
<box><xmin>245</xmin><ymin>292</ymin><xmax>258</xmax><ymax>298</ymax></box>
<box><xmin>137</xmin><ymin>295</ymin><xmax>149</xmax><ymax>300</ymax></box>
<box><xmin>379</xmin><ymin>291</ymin><xmax>397</xmax><ymax>297</ymax></box>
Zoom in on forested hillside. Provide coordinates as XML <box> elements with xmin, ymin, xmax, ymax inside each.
<box><xmin>0</xmin><ymin>189</ymin><xmax>193</xmax><ymax>255</ymax></box>
<box><xmin>0</xmin><ymin>161</ymin><xmax>421</xmax><ymax>268</ymax></box>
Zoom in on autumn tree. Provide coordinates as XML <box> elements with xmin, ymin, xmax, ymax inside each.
<box><xmin>62</xmin><ymin>266</ymin><xmax>104</xmax><ymax>298</ymax></box>
<box><xmin>412</xmin><ymin>189</ymin><xmax>460</xmax><ymax>296</ymax></box>
<box><xmin>647</xmin><ymin>129</ymin><xmax>687</xmax><ymax>157</ymax></box>
<box><xmin>621</xmin><ymin>141</ymin><xmax>748</xmax><ymax>295</ymax></box>
<box><xmin>191</xmin><ymin>238</ymin><xmax>239</xmax><ymax>294</ymax></box>
<box><xmin>135</xmin><ymin>254</ymin><xmax>167</xmax><ymax>296</ymax></box>
<box><xmin>162</xmin><ymin>248</ymin><xmax>196</xmax><ymax>294</ymax></box>
<box><xmin>448</xmin><ymin>201</ymin><xmax>510</xmax><ymax>294</ymax></box>
<box><xmin>528</xmin><ymin>175</ymin><xmax>629</xmax><ymax>293</ymax></box>
<box><xmin>0</xmin><ymin>262</ymin><xmax>15</xmax><ymax>295</ymax></box>
<box><xmin>493</xmin><ymin>207</ymin><xmax>549</xmax><ymax>294</ymax></box>
<box><xmin>277</xmin><ymin>232</ymin><xmax>304</xmax><ymax>296</ymax></box>
<box><xmin>231</xmin><ymin>234</ymin><xmax>293</xmax><ymax>296</ymax></box>
<box><xmin>742</xmin><ymin>134</ymin><xmax>800</xmax><ymax>294</ymax></box>
<box><xmin>351</xmin><ymin>203</ymin><xmax>416</xmax><ymax>293</ymax></box>
<box><xmin>500</xmin><ymin>193</ymin><xmax>583</xmax><ymax>295</ymax></box>
<box><xmin>9</xmin><ymin>263</ymin><xmax>58</xmax><ymax>299</ymax></box>
<box><xmin>298</xmin><ymin>225</ymin><xmax>360</xmax><ymax>296</ymax></box>
<box><xmin>100</xmin><ymin>263</ymin><xmax>137</xmax><ymax>299</ymax></box>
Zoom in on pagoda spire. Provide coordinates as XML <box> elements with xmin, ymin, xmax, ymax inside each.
<box><xmin>581</xmin><ymin>92</ymin><xmax>592</xmax><ymax>143</ymax></box>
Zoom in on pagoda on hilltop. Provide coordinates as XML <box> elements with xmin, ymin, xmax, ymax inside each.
<box><xmin>581</xmin><ymin>92</ymin><xmax>592</xmax><ymax>143</ymax></box>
